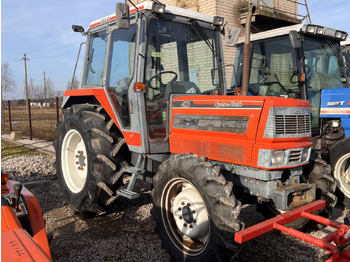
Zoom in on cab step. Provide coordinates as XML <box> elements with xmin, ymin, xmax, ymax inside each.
<box><xmin>116</xmin><ymin>165</ymin><xmax>144</xmax><ymax>200</ymax></box>
<box><xmin>116</xmin><ymin>189</ymin><xmax>140</xmax><ymax>199</ymax></box>
<box><xmin>122</xmin><ymin>166</ymin><xmax>144</xmax><ymax>175</ymax></box>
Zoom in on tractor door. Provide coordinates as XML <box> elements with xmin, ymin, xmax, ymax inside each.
<box><xmin>144</xmin><ymin>18</ymin><xmax>224</xmax><ymax>147</ymax></box>
<box><xmin>106</xmin><ymin>25</ymin><xmax>137</xmax><ymax>127</ymax></box>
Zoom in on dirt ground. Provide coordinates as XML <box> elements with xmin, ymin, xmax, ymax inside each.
<box><xmin>23</xmin><ymin>177</ymin><xmax>348</xmax><ymax>262</ymax></box>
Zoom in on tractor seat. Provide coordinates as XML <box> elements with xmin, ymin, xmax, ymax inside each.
<box><xmin>163</xmin><ymin>81</ymin><xmax>201</xmax><ymax>99</ymax></box>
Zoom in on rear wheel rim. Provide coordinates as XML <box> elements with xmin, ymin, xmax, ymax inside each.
<box><xmin>61</xmin><ymin>129</ymin><xmax>88</xmax><ymax>193</ymax></box>
<box><xmin>334</xmin><ymin>152</ymin><xmax>350</xmax><ymax>199</ymax></box>
<box><xmin>161</xmin><ymin>177</ymin><xmax>210</xmax><ymax>256</ymax></box>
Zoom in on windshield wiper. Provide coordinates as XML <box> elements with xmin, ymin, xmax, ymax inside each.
<box><xmin>191</xmin><ymin>20</ymin><xmax>218</xmax><ymax>58</ymax></box>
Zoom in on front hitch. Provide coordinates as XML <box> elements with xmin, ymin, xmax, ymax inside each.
<box><xmin>273</xmin><ymin>183</ymin><xmax>316</xmax><ymax>211</ymax></box>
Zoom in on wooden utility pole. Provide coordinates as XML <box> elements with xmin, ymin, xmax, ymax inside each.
<box><xmin>43</xmin><ymin>70</ymin><xmax>47</xmax><ymax>105</ymax></box>
<box><xmin>22</xmin><ymin>53</ymin><xmax>30</xmax><ymax>110</ymax></box>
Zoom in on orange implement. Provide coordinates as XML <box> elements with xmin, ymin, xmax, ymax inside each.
<box><xmin>1</xmin><ymin>177</ymin><xmax>51</xmax><ymax>261</ymax></box>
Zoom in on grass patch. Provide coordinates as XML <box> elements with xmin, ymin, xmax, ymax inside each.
<box><xmin>1</xmin><ymin>140</ymin><xmax>43</xmax><ymax>158</ymax></box>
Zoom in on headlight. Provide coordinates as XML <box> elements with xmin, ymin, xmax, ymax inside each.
<box><xmin>301</xmin><ymin>148</ymin><xmax>309</xmax><ymax>162</ymax></box>
<box><xmin>332</xmin><ymin>120</ymin><xmax>340</xmax><ymax>128</ymax></box>
<box><xmin>336</xmin><ymin>31</ymin><xmax>342</xmax><ymax>38</ymax></box>
<box><xmin>316</xmin><ymin>27</ymin><xmax>325</xmax><ymax>35</ymax></box>
<box><xmin>271</xmin><ymin>150</ymin><xmax>285</xmax><ymax>165</ymax></box>
<box><xmin>213</xmin><ymin>16</ymin><xmax>224</xmax><ymax>26</ymax></box>
<box><xmin>306</xmin><ymin>26</ymin><xmax>315</xmax><ymax>34</ymax></box>
<box><xmin>152</xmin><ymin>3</ymin><xmax>165</xmax><ymax>14</ymax></box>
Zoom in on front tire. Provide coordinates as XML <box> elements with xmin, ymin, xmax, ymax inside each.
<box><xmin>55</xmin><ymin>104</ymin><xmax>128</xmax><ymax>215</ymax></box>
<box><xmin>151</xmin><ymin>154</ymin><xmax>242</xmax><ymax>262</ymax></box>
<box><xmin>330</xmin><ymin>138</ymin><xmax>350</xmax><ymax>202</ymax></box>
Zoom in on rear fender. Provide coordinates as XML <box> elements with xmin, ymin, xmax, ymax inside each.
<box><xmin>63</xmin><ymin>89</ymin><xmax>142</xmax><ymax>149</ymax></box>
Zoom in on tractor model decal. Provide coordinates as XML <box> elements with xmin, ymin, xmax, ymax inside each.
<box><xmin>172</xmin><ymin>100</ymin><xmax>262</xmax><ymax>109</ymax></box>
<box><xmin>173</xmin><ymin>114</ymin><xmax>249</xmax><ymax>134</ymax></box>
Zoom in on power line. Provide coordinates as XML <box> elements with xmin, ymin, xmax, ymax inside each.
<box><xmin>4</xmin><ymin>42</ymin><xmax>81</xmax><ymax>64</ymax></box>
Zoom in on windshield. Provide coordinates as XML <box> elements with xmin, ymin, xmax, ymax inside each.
<box><xmin>232</xmin><ymin>36</ymin><xmax>300</xmax><ymax>98</ymax></box>
<box><xmin>145</xmin><ymin>18</ymin><xmax>223</xmax><ymax>141</ymax></box>
<box><xmin>304</xmin><ymin>36</ymin><xmax>347</xmax><ymax>128</ymax></box>
<box><xmin>145</xmin><ymin>19</ymin><xmax>223</xmax><ymax>96</ymax></box>
<box><xmin>233</xmin><ymin>35</ymin><xmax>348</xmax><ymax>130</ymax></box>
<box><xmin>304</xmin><ymin>36</ymin><xmax>346</xmax><ymax>90</ymax></box>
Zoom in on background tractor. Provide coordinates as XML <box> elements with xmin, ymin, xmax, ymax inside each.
<box><xmin>230</xmin><ymin>23</ymin><xmax>349</xmax><ymax>205</ymax></box>
<box><xmin>56</xmin><ymin>2</ymin><xmax>331</xmax><ymax>261</ymax></box>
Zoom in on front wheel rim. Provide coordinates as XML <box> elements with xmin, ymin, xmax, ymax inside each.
<box><xmin>334</xmin><ymin>152</ymin><xmax>350</xmax><ymax>199</ymax></box>
<box><xmin>61</xmin><ymin>129</ymin><xmax>88</xmax><ymax>193</ymax></box>
<box><xmin>161</xmin><ymin>177</ymin><xmax>210</xmax><ymax>256</ymax></box>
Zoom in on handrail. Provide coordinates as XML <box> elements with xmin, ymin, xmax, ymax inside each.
<box><xmin>241</xmin><ymin>0</ymin><xmax>311</xmax><ymax>24</ymax></box>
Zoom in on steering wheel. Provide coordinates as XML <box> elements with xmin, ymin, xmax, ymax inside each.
<box><xmin>149</xmin><ymin>71</ymin><xmax>178</xmax><ymax>90</ymax></box>
<box><xmin>290</xmin><ymin>72</ymin><xmax>298</xmax><ymax>84</ymax></box>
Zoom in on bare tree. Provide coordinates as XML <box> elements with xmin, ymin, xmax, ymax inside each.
<box><xmin>28</xmin><ymin>78</ymin><xmax>45</xmax><ymax>101</ymax></box>
<box><xmin>1</xmin><ymin>63</ymin><xmax>16</xmax><ymax>128</ymax></box>
<box><xmin>28</xmin><ymin>78</ymin><xmax>34</xmax><ymax>99</ymax></box>
<box><xmin>45</xmin><ymin>77</ymin><xmax>55</xmax><ymax>98</ymax></box>
<box><xmin>66</xmin><ymin>76</ymin><xmax>80</xmax><ymax>90</ymax></box>
<box><xmin>55</xmin><ymin>90</ymin><xmax>64</xmax><ymax>98</ymax></box>
<box><xmin>1</xmin><ymin>63</ymin><xmax>16</xmax><ymax>104</ymax></box>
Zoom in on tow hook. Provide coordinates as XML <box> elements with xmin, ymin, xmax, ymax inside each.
<box><xmin>273</xmin><ymin>183</ymin><xmax>316</xmax><ymax>211</ymax></box>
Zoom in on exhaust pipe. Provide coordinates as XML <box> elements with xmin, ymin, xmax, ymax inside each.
<box><xmin>241</xmin><ymin>4</ymin><xmax>256</xmax><ymax>96</ymax></box>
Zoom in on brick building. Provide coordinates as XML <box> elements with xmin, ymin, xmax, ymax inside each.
<box><xmin>130</xmin><ymin>0</ymin><xmax>309</xmax><ymax>85</ymax></box>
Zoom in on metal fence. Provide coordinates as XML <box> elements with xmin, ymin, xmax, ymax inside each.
<box><xmin>2</xmin><ymin>97</ymin><xmax>63</xmax><ymax>141</ymax></box>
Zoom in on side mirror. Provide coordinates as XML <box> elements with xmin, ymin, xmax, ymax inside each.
<box><xmin>116</xmin><ymin>3</ymin><xmax>130</xmax><ymax>29</ymax></box>
<box><xmin>225</xmin><ymin>27</ymin><xmax>241</xmax><ymax>47</ymax></box>
<box><xmin>289</xmin><ymin>30</ymin><xmax>301</xmax><ymax>49</ymax></box>
<box><xmin>72</xmin><ymin>25</ymin><xmax>86</xmax><ymax>35</ymax></box>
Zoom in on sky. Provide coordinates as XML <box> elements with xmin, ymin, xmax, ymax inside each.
<box><xmin>2</xmin><ymin>0</ymin><xmax>350</xmax><ymax>100</ymax></box>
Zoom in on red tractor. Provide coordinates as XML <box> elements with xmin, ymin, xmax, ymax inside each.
<box><xmin>55</xmin><ymin>2</ymin><xmax>346</xmax><ymax>261</ymax></box>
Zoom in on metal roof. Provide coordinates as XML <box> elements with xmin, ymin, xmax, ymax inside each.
<box><xmin>237</xmin><ymin>23</ymin><xmax>347</xmax><ymax>44</ymax></box>
<box><xmin>88</xmin><ymin>1</ymin><xmax>216</xmax><ymax>29</ymax></box>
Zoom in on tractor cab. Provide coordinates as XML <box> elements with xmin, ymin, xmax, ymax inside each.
<box><xmin>231</xmin><ymin>24</ymin><xmax>349</xmax><ymax>133</ymax></box>
<box><xmin>71</xmin><ymin>1</ymin><xmax>225</xmax><ymax>153</ymax></box>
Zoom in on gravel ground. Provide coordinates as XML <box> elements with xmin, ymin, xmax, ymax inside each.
<box><xmin>2</xmin><ymin>154</ymin><xmax>349</xmax><ymax>262</ymax></box>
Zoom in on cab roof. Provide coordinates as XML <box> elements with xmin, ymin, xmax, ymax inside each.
<box><xmin>341</xmin><ymin>38</ymin><xmax>350</xmax><ymax>46</ymax></box>
<box><xmin>237</xmin><ymin>23</ymin><xmax>348</xmax><ymax>44</ymax></box>
<box><xmin>88</xmin><ymin>1</ymin><xmax>217</xmax><ymax>30</ymax></box>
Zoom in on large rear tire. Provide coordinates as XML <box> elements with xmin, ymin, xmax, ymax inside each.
<box><xmin>55</xmin><ymin>104</ymin><xmax>128</xmax><ymax>215</ymax></box>
<box><xmin>330</xmin><ymin>138</ymin><xmax>350</xmax><ymax>202</ymax></box>
<box><xmin>151</xmin><ymin>154</ymin><xmax>242</xmax><ymax>262</ymax></box>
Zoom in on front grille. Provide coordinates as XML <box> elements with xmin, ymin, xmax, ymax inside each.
<box><xmin>289</xmin><ymin>149</ymin><xmax>302</xmax><ymax>163</ymax></box>
<box><xmin>274</xmin><ymin>115</ymin><xmax>311</xmax><ymax>135</ymax></box>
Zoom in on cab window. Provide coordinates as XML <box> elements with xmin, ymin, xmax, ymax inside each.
<box><xmin>85</xmin><ymin>30</ymin><xmax>107</xmax><ymax>86</ymax></box>
<box><xmin>107</xmin><ymin>25</ymin><xmax>137</xmax><ymax>127</ymax></box>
